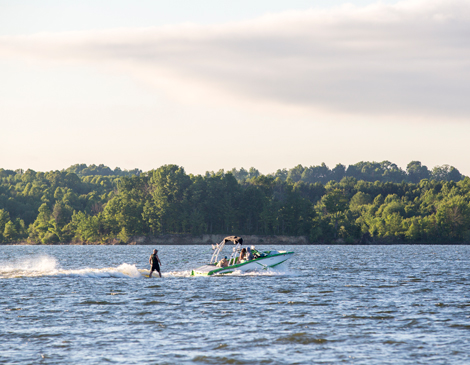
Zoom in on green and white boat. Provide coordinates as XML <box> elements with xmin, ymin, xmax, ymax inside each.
<box><xmin>190</xmin><ymin>236</ymin><xmax>294</xmax><ymax>276</ymax></box>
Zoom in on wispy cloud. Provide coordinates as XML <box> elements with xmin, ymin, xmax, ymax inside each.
<box><xmin>1</xmin><ymin>0</ymin><xmax>470</xmax><ymax>119</ymax></box>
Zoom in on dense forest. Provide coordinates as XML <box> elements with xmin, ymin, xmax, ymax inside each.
<box><xmin>0</xmin><ymin>161</ymin><xmax>468</xmax><ymax>244</ymax></box>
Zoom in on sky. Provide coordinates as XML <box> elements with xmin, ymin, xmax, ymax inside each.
<box><xmin>1</xmin><ymin>0</ymin><xmax>469</xmax><ymax>176</ymax></box>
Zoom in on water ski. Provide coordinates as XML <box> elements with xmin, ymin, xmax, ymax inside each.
<box><xmin>139</xmin><ymin>269</ymin><xmax>161</xmax><ymax>278</ymax></box>
<box><xmin>143</xmin><ymin>273</ymin><xmax>161</xmax><ymax>278</ymax></box>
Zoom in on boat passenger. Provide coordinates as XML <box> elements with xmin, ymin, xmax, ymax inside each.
<box><xmin>217</xmin><ymin>256</ymin><xmax>229</xmax><ymax>268</ymax></box>
<box><xmin>245</xmin><ymin>247</ymin><xmax>254</xmax><ymax>261</ymax></box>
<box><xmin>239</xmin><ymin>248</ymin><xmax>247</xmax><ymax>262</ymax></box>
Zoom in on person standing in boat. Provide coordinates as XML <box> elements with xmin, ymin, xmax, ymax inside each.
<box><xmin>149</xmin><ymin>249</ymin><xmax>162</xmax><ymax>278</ymax></box>
<box><xmin>239</xmin><ymin>247</ymin><xmax>247</xmax><ymax>262</ymax></box>
<box><xmin>245</xmin><ymin>247</ymin><xmax>254</xmax><ymax>261</ymax></box>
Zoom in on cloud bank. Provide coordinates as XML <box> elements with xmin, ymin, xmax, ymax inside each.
<box><xmin>1</xmin><ymin>0</ymin><xmax>470</xmax><ymax>119</ymax></box>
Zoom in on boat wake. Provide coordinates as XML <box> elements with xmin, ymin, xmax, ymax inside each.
<box><xmin>222</xmin><ymin>263</ymin><xmax>297</xmax><ymax>277</ymax></box>
<box><xmin>151</xmin><ymin>263</ymin><xmax>297</xmax><ymax>278</ymax></box>
<box><xmin>140</xmin><ymin>269</ymin><xmax>194</xmax><ymax>278</ymax></box>
<box><xmin>1</xmin><ymin>256</ymin><xmax>296</xmax><ymax>279</ymax></box>
<box><xmin>0</xmin><ymin>255</ymin><xmax>142</xmax><ymax>279</ymax></box>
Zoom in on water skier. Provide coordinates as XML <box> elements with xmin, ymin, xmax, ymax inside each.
<box><xmin>149</xmin><ymin>249</ymin><xmax>162</xmax><ymax>278</ymax></box>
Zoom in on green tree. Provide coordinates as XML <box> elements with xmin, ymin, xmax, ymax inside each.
<box><xmin>436</xmin><ymin>196</ymin><xmax>470</xmax><ymax>240</ymax></box>
<box><xmin>145</xmin><ymin>165</ymin><xmax>191</xmax><ymax>233</ymax></box>
<box><xmin>0</xmin><ymin>209</ymin><xmax>10</xmax><ymax>241</ymax></box>
<box><xmin>349</xmin><ymin>192</ymin><xmax>372</xmax><ymax>210</ymax></box>
<box><xmin>28</xmin><ymin>203</ymin><xmax>54</xmax><ymax>244</ymax></box>
<box><xmin>320</xmin><ymin>189</ymin><xmax>349</xmax><ymax>239</ymax></box>
<box><xmin>287</xmin><ymin>165</ymin><xmax>304</xmax><ymax>183</ymax></box>
<box><xmin>432</xmin><ymin>165</ymin><xmax>462</xmax><ymax>182</ymax></box>
<box><xmin>3</xmin><ymin>221</ymin><xmax>18</xmax><ymax>242</ymax></box>
<box><xmin>407</xmin><ymin>161</ymin><xmax>430</xmax><ymax>183</ymax></box>
<box><xmin>117</xmin><ymin>227</ymin><xmax>129</xmax><ymax>244</ymax></box>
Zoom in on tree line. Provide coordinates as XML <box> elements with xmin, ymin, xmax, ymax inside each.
<box><xmin>0</xmin><ymin>161</ymin><xmax>468</xmax><ymax>244</ymax></box>
<box><xmin>231</xmin><ymin>160</ymin><xmax>463</xmax><ymax>184</ymax></box>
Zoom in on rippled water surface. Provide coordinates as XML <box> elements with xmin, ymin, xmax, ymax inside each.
<box><xmin>1</xmin><ymin>245</ymin><xmax>469</xmax><ymax>364</ymax></box>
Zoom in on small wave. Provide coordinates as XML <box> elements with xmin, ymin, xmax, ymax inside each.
<box><xmin>192</xmin><ymin>355</ymin><xmax>251</xmax><ymax>364</ymax></box>
<box><xmin>276</xmin><ymin>332</ymin><xmax>328</xmax><ymax>345</ymax></box>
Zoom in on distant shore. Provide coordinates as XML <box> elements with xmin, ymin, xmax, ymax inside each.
<box><xmin>2</xmin><ymin>234</ymin><xmax>470</xmax><ymax>245</ymax></box>
<box><xmin>3</xmin><ymin>234</ymin><xmax>308</xmax><ymax>246</ymax></box>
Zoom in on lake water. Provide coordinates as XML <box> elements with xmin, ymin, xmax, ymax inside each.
<box><xmin>1</xmin><ymin>245</ymin><xmax>469</xmax><ymax>364</ymax></box>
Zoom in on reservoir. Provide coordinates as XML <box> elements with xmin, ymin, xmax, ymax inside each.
<box><xmin>1</xmin><ymin>244</ymin><xmax>469</xmax><ymax>364</ymax></box>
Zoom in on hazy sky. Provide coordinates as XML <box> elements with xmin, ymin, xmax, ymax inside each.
<box><xmin>1</xmin><ymin>0</ymin><xmax>469</xmax><ymax>175</ymax></box>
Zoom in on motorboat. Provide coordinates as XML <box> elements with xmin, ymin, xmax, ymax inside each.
<box><xmin>190</xmin><ymin>236</ymin><xmax>294</xmax><ymax>276</ymax></box>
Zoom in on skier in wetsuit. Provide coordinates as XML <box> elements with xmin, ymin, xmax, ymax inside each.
<box><xmin>149</xmin><ymin>249</ymin><xmax>162</xmax><ymax>278</ymax></box>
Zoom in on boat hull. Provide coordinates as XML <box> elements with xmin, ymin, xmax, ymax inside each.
<box><xmin>191</xmin><ymin>252</ymin><xmax>294</xmax><ymax>276</ymax></box>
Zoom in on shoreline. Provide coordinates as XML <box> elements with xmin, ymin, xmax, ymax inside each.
<box><xmin>2</xmin><ymin>233</ymin><xmax>470</xmax><ymax>245</ymax></box>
